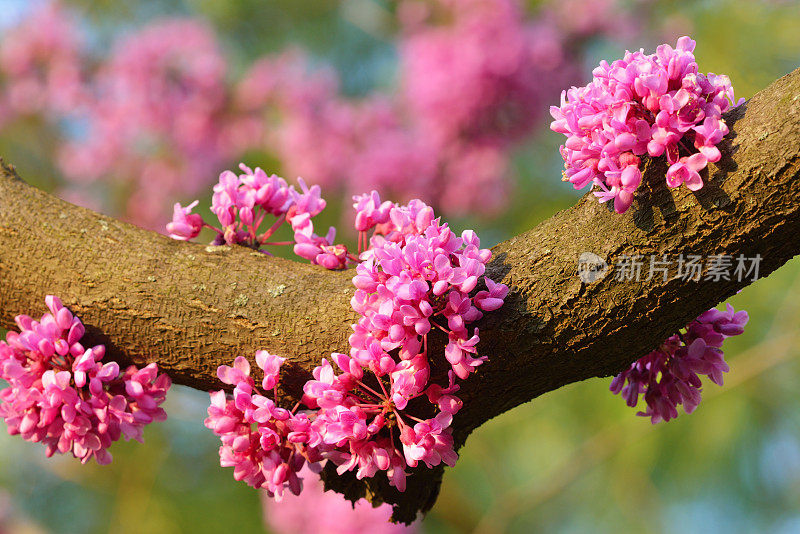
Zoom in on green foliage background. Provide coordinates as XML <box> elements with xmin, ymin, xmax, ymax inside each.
<box><xmin>1</xmin><ymin>1</ymin><xmax>799</xmax><ymax>532</ymax></box>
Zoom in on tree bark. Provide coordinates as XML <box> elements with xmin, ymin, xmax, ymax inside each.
<box><xmin>1</xmin><ymin>67</ymin><xmax>799</xmax><ymax>522</ymax></box>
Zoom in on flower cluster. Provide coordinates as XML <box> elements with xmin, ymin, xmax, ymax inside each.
<box><xmin>204</xmin><ymin>353</ymin><xmax>323</xmax><ymax>500</ymax></box>
<box><xmin>167</xmin><ymin>164</ymin><xmax>353</xmax><ymax>270</ymax></box>
<box><xmin>351</xmin><ymin>194</ymin><xmax>508</xmax><ymax>380</ymax></box>
<box><xmin>306</xmin><ymin>195</ymin><xmax>507</xmax><ymax>486</ymax></box>
<box><xmin>610</xmin><ymin>303</ymin><xmax>748</xmax><ymax>423</ymax></box>
<box><xmin>205</xmin><ymin>191</ymin><xmax>508</xmax><ymax>499</ymax></box>
<box><xmin>0</xmin><ymin>296</ymin><xmax>171</xmax><ymax>464</ymax></box>
<box><xmin>550</xmin><ymin>36</ymin><xmax>744</xmax><ymax>213</ymax></box>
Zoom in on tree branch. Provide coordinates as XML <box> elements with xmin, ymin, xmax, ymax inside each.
<box><xmin>1</xmin><ymin>67</ymin><xmax>799</xmax><ymax>522</ymax></box>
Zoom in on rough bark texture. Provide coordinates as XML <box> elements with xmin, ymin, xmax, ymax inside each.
<box><xmin>1</xmin><ymin>67</ymin><xmax>800</xmax><ymax>522</ymax></box>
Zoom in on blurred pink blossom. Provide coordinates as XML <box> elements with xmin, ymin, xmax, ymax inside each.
<box><xmin>0</xmin><ymin>2</ymin><xmax>85</xmax><ymax>117</ymax></box>
<box><xmin>1</xmin><ymin>0</ymin><xmax>649</xmax><ymax>226</ymax></box>
<box><xmin>57</xmin><ymin>18</ymin><xmax>229</xmax><ymax>228</ymax></box>
<box><xmin>262</xmin><ymin>466</ymin><xmax>418</xmax><ymax>534</ymax></box>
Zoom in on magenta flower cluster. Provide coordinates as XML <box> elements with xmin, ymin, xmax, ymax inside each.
<box><xmin>204</xmin><ymin>190</ymin><xmax>508</xmax><ymax>500</ymax></box>
<box><xmin>610</xmin><ymin>304</ymin><xmax>748</xmax><ymax>423</ymax></box>
<box><xmin>550</xmin><ymin>36</ymin><xmax>744</xmax><ymax>213</ymax></box>
<box><xmin>0</xmin><ymin>296</ymin><xmax>171</xmax><ymax>464</ymax></box>
<box><xmin>167</xmin><ymin>164</ymin><xmax>353</xmax><ymax>270</ymax></box>
<box><xmin>204</xmin><ymin>353</ymin><xmax>320</xmax><ymax>499</ymax></box>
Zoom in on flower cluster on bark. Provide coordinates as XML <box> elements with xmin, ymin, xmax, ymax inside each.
<box><xmin>610</xmin><ymin>304</ymin><xmax>748</xmax><ymax>423</ymax></box>
<box><xmin>550</xmin><ymin>36</ymin><xmax>744</xmax><ymax>213</ymax></box>
<box><xmin>0</xmin><ymin>297</ymin><xmax>171</xmax><ymax>464</ymax></box>
<box><xmin>196</xmin><ymin>175</ymin><xmax>509</xmax><ymax>501</ymax></box>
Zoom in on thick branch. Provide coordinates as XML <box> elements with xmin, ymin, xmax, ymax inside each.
<box><xmin>1</xmin><ymin>67</ymin><xmax>800</xmax><ymax>521</ymax></box>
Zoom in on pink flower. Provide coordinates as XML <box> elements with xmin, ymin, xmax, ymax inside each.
<box><xmin>0</xmin><ymin>296</ymin><xmax>171</xmax><ymax>464</ymax></box>
<box><xmin>287</xmin><ymin>178</ymin><xmax>326</xmax><ymax>220</ymax></box>
<box><xmin>444</xmin><ymin>332</ymin><xmax>486</xmax><ymax>380</ymax></box>
<box><xmin>353</xmin><ymin>191</ymin><xmax>393</xmax><ymax>232</ymax></box>
<box><xmin>206</xmin><ymin>352</ymin><xmax>322</xmax><ymax>500</ymax></box>
<box><xmin>474</xmin><ymin>277</ymin><xmax>510</xmax><ymax>311</ymax></box>
<box><xmin>610</xmin><ymin>303</ymin><xmax>748</xmax><ymax>423</ymax></box>
<box><xmin>401</xmin><ymin>419</ymin><xmax>458</xmax><ymax>469</ymax></box>
<box><xmin>666</xmin><ymin>153</ymin><xmax>707</xmax><ymax>190</ymax></box>
<box><xmin>239</xmin><ymin>164</ymin><xmax>293</xmax><ymax>216</ymax></box>
<box><xmin>256</xmin><ymin>351</ymin><xmax>286</xmax><ymax>391</ymax></box>
<box><xmin>551</xmin><ymin>36</ymin><xmax>742</xmax><ymax>213</ymax></box>
<box><xmin>692</xmin><ymin>116</ymin><xmax>728</xmax><ymax>162</ymax></box>
<box><xmin>302</xmin><ymin>359</ymin><xmax>348</xmax><ymax>410</ymax></box>
<box><xmin>166</xmin><ymin>200</ymin><xmax>204</xmax><ymax>240</ymax></box>
<box><xmin>166</xmin><ymin>163</ymin><xmax>352</xmax><ymax>269</ymax></box>
<box><xmin>217</xmin><ymin>356</ymin><xmax>253</xmax><ymax>386</ymax></box>
<box><xmin>390</xmin><ymin>356</ymin><xmax>430</xmax><ymax>410</ymax></box>
<box><xmin>292</xmin><ymin>222</ymin><xmax>350</xmax><ymax>270</ymax></box>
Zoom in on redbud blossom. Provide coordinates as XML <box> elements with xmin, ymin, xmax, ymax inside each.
<box><xmin>610</xmin><ymin>304</ymin><xmax>748</xmax><ymax>423</ymax></box>
<box><xmin>551</xmin><ymin>36</ymin><xmax>744</xmax><ymax>213</ymax></box>
<box><xmin>206</xmin><ymin>185</ymin><xmax>508</xmax><ymax>500</ymax></box>
<box><xmin>0</xmin><ymin>296</ymin><xmax>171</xmax><ymax>464</ymax></box>
<box><xmin>167</xmin><ymin>164</ymin><xmax>353</xmax><ymax>270</ymax></box>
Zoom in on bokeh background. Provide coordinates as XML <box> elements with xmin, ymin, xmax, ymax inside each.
<box><xmin>1</xmin><ymin>0</ymin><xmax>800</xmax><ymax>532</ymax></box>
